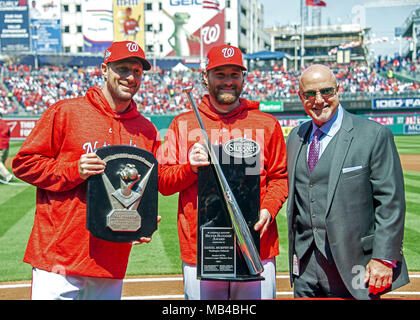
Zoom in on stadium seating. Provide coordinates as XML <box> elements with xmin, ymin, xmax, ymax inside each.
<box><xmin>1</xmin><ymin>58</ymin><xmax>419</xmax><ymax>116</ymax></box>
<box><xmin>0</xmin><ymin>83</ymin><xmax>17</xmax><ymax>115</ymax></box>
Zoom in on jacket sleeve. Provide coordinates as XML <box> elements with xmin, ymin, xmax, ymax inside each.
<box><xmin>158</xmin><ymin>117</ymin><xmax>198</xmax><ymax>196</ymax></box>
<box><xmin>261</xmin><ymin>120</ymin><xmax>289</xmax><ymax>219</ymax></box>
<box><xmin>12</xmin><ymin>104</ymin><xmax>84</xmax><ymax>192</ymax></box>
<box><xmin>370</xmin><ymin>125</ymin><xmax>405</xmax><ymax>261</ymax></box>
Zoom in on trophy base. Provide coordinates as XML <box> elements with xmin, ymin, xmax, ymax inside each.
<box><xmin>198</xmin><ymin>275</ymin><xmax>265</xmax><ymax>282</ymax></box>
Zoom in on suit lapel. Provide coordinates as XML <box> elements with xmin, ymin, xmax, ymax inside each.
<box><xmin>286</xmin><ymin>121</ymin><xmax>312</xmax><ymax>217</ymax></box>
<box><xmin>325</xmin><ymin>111</ymin><xmax>354</xmax><ymax>217</ymax></box>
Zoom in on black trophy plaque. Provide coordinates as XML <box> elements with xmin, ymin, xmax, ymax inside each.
<box><xmin>87</xmin><ymin>145</ymin><xmax>158</xmax><ymax>243</ymax></box>
<box><xmin>197</xmin><ymin>138</ymin><xmax>262</xmax><ymax>281</ymax></box>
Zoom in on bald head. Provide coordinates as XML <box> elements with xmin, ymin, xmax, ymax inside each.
<box><xmin>299</xmin><ymin>64</ymin><xmax>337</xmax><ymax>90</ymax></box>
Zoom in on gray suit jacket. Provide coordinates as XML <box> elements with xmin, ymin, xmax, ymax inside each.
<box><xmin>286</xmin><ymin>109</ymin><xmax>409</xmax><ymax>299</ymax></box>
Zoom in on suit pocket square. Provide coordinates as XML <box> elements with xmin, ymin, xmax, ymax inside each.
<box><xmin>342</xmin><ymin>166</ymin><xmax>363</xmax><ymax>174</ymax></box>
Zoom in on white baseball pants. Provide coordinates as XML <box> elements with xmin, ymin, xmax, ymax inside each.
<box><xmin>31</xmin><ymin>268</ymin><xmax>123</xmax><ymax>300</ymax></box>
<box><xmin>182</xmin><ymin>258</ymin><xmax>276</xmax><ymax>300</ymax></box>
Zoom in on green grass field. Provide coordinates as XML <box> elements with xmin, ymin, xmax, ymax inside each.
<box><xmin>0</xmin><ymin>136</ymin><xmax>419</xmax><ymax>282</ymax></box>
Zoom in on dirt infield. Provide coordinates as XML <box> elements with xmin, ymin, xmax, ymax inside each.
<box><xmin>1</xmin><ymin>273</ymin><xmax>420</xmax><ymax>300</ymax></box>
<box><xmin>399</xmin><ymin>154</ymin><xmax>420</xmax><ymax>172</ymax></box>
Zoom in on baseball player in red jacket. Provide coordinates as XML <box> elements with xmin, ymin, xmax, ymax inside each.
<box><xmin>159</xmin><ymin>45</ymin><xmax>288</xmax><ymax>299</ymax></box>
<box><xmin>12</xmin><ymin>41</ymin><xmax>160</xmax><ymax>300</ymax></box>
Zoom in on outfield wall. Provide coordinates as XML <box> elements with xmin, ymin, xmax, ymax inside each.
<box><xmin>275</xmin><ymin>112</ymin><xmax>420</xmax><ymax>137</ymax></box>
<box><xmin>4</xmin><ymin>111</ymin><xmax>420</xmax><ymax>141</ymax></box>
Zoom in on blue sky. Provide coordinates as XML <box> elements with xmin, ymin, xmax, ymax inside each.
<box><xmin>259</xmin><ymin>0</ymin><xmax>420</xmax><ymax>58</ymax></box>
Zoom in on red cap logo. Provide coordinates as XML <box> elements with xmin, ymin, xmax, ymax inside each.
<box><xmin>126</xmin><ymin>42</ymin><xmax>139</xmax><ymax>53</ymax></box>
<box><xmin>104</xmin><ymin>41</ymin><xmax>151</xmax><ymax>71</ymax></box>
<box><xmin>206</xmin><ymin>45</ymin><xmax>247</xmax><ymax>71</ymax></box>
<box><xmin>222</xmin><ymin>47</ymin><xmax>235</xmax><ymax>58</ymax></box>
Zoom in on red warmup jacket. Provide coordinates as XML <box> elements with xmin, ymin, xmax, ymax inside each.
<box><xmin>0</xmin><ymin>118</ymin><xmax>10</xmax><ymax>150</ymax></box>
<box><xmin>159</xmin><ymin>94</ymin><xmax>288</xmax><ymax>265</ymax></box>
<box><xmin>12</xmin><ymin>87</ymin><xmax>160</xmax><ymax>279</ymax></box>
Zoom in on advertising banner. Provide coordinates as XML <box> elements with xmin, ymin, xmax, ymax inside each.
<box><xmin>7</xmin><ymin>113</ymin><xmax>420</xmax><ymax>140</ymax></box>
<box><xmin>260</xmin><ymin>101</ymin><xmax>283</xmax><ymax>112</ymax></box>
<box><xmin>404</xmin><ymin>124</ymin><xmax>420</xmax><ymax>134</ymax></box>
<box><xmin>161</xmin><ymin>0</ymin><xmax>225</xmax><ymax>58</ymax></box>
<box><xmin>113</xmin><ymin>0</ymin><xmax>145</xmax><ymax>47</ymax></box>
<box><xmin>4</xmin><ymin>118</ymin><xmax>38</xmax><ymax>140</ymax></box>
<box><xmin>82</xmin><ymin>0</ymin><xmax>114</xmax><ymax>53</ymax></box>
<box><xmin>275</xmin><ymin>115</ymin><xmax>311</xmax><ymax>137</ymax></box>
<box><xmin>373</xmin><ymin>97</ymin><xmax>420</xmax><ymax>109</ymax></box>
<box><xmin>368</xmin><ymin>113</ymin><xmax>420</xmax><ymax>135</ymax></box>
<box><xmin>0</xmin><ymin>0</ymin><xmax>30</xmax><ymax>52</ymax></box>
<box><xmin>275</xmin><ymin>113</ymin><xmax>420</xmax><ymax>137</ymax></box>
<box><xmin>29</xmin><ymin>0</ymin><xmax>61</xmax><ymax>53</ymax></box>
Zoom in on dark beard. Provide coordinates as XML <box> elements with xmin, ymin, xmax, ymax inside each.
<box><xmin>209</xmin><ymin>84</ymin><xmax>242</xmax><ymax>105</ymax></box>
<box><xmin>216</xmin><ymin>92</ymin><xmax>238</xmax><ymax>105</ymax></box>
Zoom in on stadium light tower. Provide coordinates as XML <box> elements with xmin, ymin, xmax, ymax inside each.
<box><xmin>291</xmin><ymin>35</ymin><xmax>300</xmax><ymax>71</ymax></box>
<box><xmin>300</xmin><ymin>0</ymin><xmax>305</xmax><ymax>69</ymax></box>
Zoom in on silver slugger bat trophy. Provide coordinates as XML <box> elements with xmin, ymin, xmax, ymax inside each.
<box><xmin>184</xmin><ymin>87</ymin><xmax>264</xmax><ymax>279</ymax></box>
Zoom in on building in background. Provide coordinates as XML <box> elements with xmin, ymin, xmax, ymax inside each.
<box><xmin>142</xmin><ymin>0</ymin><xmax>268</xmax><ymax>64</ymax></box>
<box><xmin>59</xmin><ymin>0</ymin><xmax>269</xmax><ymax>58</ymax></box>
<box><xmin>1</xmin><ymin>0</ymin><xmax>419</xmax><ymax>70</ymax></box>
<box><xmin>266</xmin><ymin>23</ymin><xmax>370</xmax><ymax>68</ymax></box>
<box><xmin>60</xmin><ymin>0</ymin><xmax>83</xmax><ymax>53</ymax></box>
<box><xmin>400</xmin><ymin>7</ymin><xmax>420</xmax><ymax>62</ymax></box>
<box><xmin>224</xmin><ymin>0</ymin><xmax>270</xmax><ymax>53</ymax></box>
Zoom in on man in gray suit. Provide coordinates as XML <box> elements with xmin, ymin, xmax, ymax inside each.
<box><xmin>286</xmin><ymin>64</ymin><xmax>409</xmax><ymax>299</ymax></box>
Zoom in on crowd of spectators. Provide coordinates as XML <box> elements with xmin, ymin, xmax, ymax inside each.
<box><xmin>335</xmin><ymin>62</ymin><xmax>420</xmax><ymax>97</ymax></box>
<box><xmin>2</xmin><ymin>64</ymin><xmax>102</xmax><ymax>115</ymax></box>
<box><xmin>0</xmin><ymin>83</ymin><xmax>17</xmax><ymax>115</ymax></box>
<box><xmin>1</xmin><ymin>57</ymin><xmax>420</xmax><ymax>116</ymax></box>
<box><xmin>376</xmin><ymin>55</ymin><xmax>419</xmax><ymax>79</ymax></box>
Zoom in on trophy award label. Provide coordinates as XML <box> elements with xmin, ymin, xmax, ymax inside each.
<box><xmin>197</xmin><ymin>138</ymin><xmax>263</xmax><ymax>281</ymax></box>
<box><xmin>87</xmin><ymin>145</ymin><xmax>158</xmax><ymax>243</ymax></box>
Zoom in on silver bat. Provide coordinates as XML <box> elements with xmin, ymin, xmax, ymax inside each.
<box><xmin>183</xmin><ymin>87</ymin><xmax>264</xmax><ymax>276</ymax></box>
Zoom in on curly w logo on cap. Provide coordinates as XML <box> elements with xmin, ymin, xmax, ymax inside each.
<box><xmin>126</xmin><ymin>42</ymin><xmax>139</xmax><ymax>53</ymax></box>
<box><xmin>206</xmin><ymin>45</ymin><xmax>247</xmax><ymax>71</ymax></box>
<box><xmin>222</xmin><ymin>47</ymin><xmax>235</xmax><ymax>58</ymax></box>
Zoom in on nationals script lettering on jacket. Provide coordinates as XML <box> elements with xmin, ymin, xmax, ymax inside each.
<box><xmin>82</xmin><ymin>139</ymin><xmax>137</xmax><ymax>154</ymax></box>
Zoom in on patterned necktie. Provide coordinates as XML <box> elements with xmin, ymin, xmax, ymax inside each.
<box><xmin>308</xmin><ymin>128</ymin><xmax>323</xmax><ymax>173</ymax></box>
